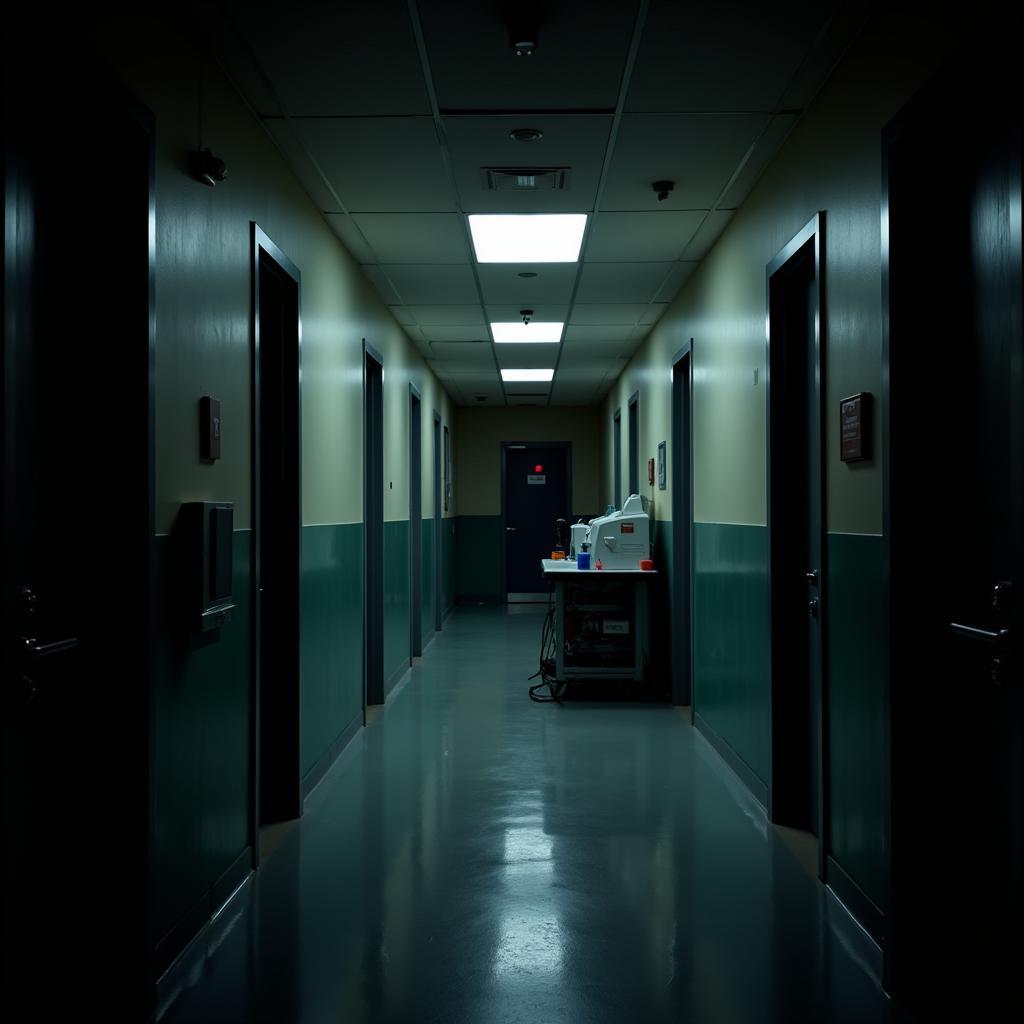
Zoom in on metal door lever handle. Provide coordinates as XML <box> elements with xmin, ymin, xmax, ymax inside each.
<box><xmin>24</xmin><ymin>636</ymin><xmax>79</xmax><ymax>658</ymax></box>
<box><xmin>506</xmin><ymin>526</ymin><xmax>516</xmax><ymax>532</ymax></box>
<box><xmin>949</xmin><ymin>623</ymin><xmax>1010</xmax><ymax>645</ymax></box>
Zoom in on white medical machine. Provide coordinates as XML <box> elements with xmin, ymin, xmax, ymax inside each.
<box><xmin>578</xmin><ymin>494</ymin><xmax>651</xmax><ymax>570</ymax></box>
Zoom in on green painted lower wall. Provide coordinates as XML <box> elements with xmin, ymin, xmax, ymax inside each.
<box><xmin>384</xmin><ymin>520</ymin><xmax>411</xmax><ymax>684</ymax></box>
<box><xmin>455</xmin><ymin>515</ymin><xmax>504</xmax><ymax>601</ymax></box>
<box><xmin>826</xmin><ymin>532</ymin><xmax>887</xmax><ymax>910</ymax></box>
<box><xmin>651</xmin><ymin>519</ymin><xmax>675</xmax><ymax>693</ymax></box>
<box><xmin>153</xmin><ymin>529</ymin><xmax>251</xmax><ymax>944</ymax></box>
<box><xmin>693</xmin><ymin>522</ymin><xmax>771</xmax><ymax>786</ymax></box>
<box><xmin>300</xmin><ymin>523</ymin><xmax>363</xmax><ymax>776</ymax></box>
<box><xmin>422</xmin><ymin>519</ymin><xmax>435</xmax><ymax>640</ymax></box>
<box><xmin>443</xmin><ymin>517</ymin><xmax>456</xmax><ymax>613</ymax></box>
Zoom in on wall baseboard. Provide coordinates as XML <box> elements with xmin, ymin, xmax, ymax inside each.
<box><xmin>154</xmin><ymin>846</ymin><xmax>252</xmax><ymax>1013</ymax></box>
<box><xmin>694</xmin><ymin>711</ymin><xmax>769</xmax><ymax>808</ymax></box>
<box><xmin>827</xmin><ymin>853</ymin><xmax>886</xmax><ymax>949</ymax></box>
<box><xmin>301</xmin><ymin>712</ymin><xmax>362</xmax><ymax>800</ymax></box>
<box><xmin>384</xmin><ymin>662</ymin><xmax>410</xmax><ymax>699</ymax></box>
<box><xmin>825</xmin><ymin>862</ymin><xmax>885</xmax><ymax>990</ymax></box>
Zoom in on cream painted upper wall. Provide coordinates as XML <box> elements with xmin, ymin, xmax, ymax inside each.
<box><xmin>103</xmin><ymin>15</ymin><xmax>454</xmax><ymax>533</ymax></box>
<box><xmin>455</xmin><ymin>407</ymin><xmax>602</xmax><ymax>518</ymax></box>
<box><xmin>603</xmin><ymin>13</ymin><xmax>949</xmax><ymax>534</ymax></box>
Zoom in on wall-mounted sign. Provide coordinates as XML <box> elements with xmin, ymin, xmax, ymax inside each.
<box><xmin>527</xmin><ymin>474</ymin><xmax>546</xmax><ymax>485</ymax></box>
<box><xmin>657</xmin><ymin>441</ymin><xmax>666</xmax><ymax>490</ymax></box>
<box><xmin>840</xmin><ymin>392</ymin><xmax>871</xmax><ymax>462</ymax></box>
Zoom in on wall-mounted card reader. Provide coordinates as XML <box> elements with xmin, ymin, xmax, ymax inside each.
<box><xmin>180</xmin><ymin>501</ymin><xmax>236</xmax><ymax>632</ymax></box>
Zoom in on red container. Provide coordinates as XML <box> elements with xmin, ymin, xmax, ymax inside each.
<box><xmin>639</xmin><ymin>559</ymin><xmax>654</xmax><ymax>571</ymax></box>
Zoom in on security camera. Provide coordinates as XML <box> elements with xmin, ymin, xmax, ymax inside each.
<box><xmin>520</xmin><ymin>309</ymin><xmax>534</xmax><ymax>324</ymax></box>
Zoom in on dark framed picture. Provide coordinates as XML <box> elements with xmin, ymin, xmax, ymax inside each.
<box><xmin>657</xmin><ymin>440</ymin><xmax>666</xmax><ymax>490</ymax></box>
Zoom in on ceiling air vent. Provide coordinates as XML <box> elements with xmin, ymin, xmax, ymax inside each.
<box><xmin>481</xmin><ymin>167</ymin><xmax>571</xmax><ymax>191</ymax></box>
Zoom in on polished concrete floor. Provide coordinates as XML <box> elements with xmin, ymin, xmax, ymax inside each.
<box><xmin>159</xmin><ymin>607</ymin><xmax>904</xmax><ymax>1023</ymax></box>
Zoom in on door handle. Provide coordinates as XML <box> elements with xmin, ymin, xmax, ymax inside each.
<box><xmin>949</xmin><ymin>623</ymin><xmax>1010</xmax><ymax>645</ymax></box>
<box><xmin>950</xmin><ymin>622</ymin><xmax>1012</xmax><ymax>685</ymax></box>
<box><xmin>506</xmin><ymin>526</ymin><xmax>516</xmax><ymax>532</ymax></box>
<box><xmin>23</xmin><ymin>636</ymin><xmax>79</xmax><ymax>658</ymax></box>
<box><xmin>806</xmin><ymin>570</ymin><xmax>819</xmax><ymax>586</ymax></box>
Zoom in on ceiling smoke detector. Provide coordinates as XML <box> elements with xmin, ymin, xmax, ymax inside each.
<box><xmin>520</xmin><ymin>309</ymin><xmax>534</xmax><ymax>324</ymax></box>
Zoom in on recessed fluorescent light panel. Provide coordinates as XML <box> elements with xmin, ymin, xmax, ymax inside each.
<box><xmin>491</xmin><ymin>321</ymin><xmax>563</xmax><ymax>343</ymax></box>
<box><xmin>501</xmin><ymin>369</ymin><xmax>555</xmax><ymax>382</ymax></box>
<box><xmin>468</xmin><ymin>214</ymin><xmax>587</xmax><ymax>263</ymax></box>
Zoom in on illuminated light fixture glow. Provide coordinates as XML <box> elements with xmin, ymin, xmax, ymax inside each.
<box><xmin>501</xmin><ymin>369</ymin><xmax>554</xmax><ymax>382</ymax></box>
<box><xmin>468</xmin><ymin>214</ymin><xmax>587</xmax><ymax>263</ymax></box>
<box><xmin>491</xmin><ymin>321</ymin><xmax>563</xmax><ymax>343</ymax></box>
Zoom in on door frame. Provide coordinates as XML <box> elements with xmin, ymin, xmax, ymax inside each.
<box><xmin>433</xmin><ymin>410</ymin><xmax>442</xmax><ymax>633</ymax></box>
<box><xmin>364</xmin><ymin>343</ymin><xmax>384</xmax><ymax>706</ymax></box>
<box><xmin>250</xmin><ymin>223</ymin><xmax>303</xmax><ymax>862</ymax></box>
<box><xmin>409</xmin><ymin>384</ymin><xmax>422</xmax><ymax>658</ymax></box>
<box><xmin>500</xmin><ymin>441</ymin><xmax>573</xmax><ymax>601</ymax></box>
<box><xmin>671</xmin><ymin>342</ymin><xmax>694</xmax><ymax>710</ymax></box>
<box><xmin>613</xmin><ymin>408</ymin><xmax>622</xmax><ymax>508</ymax></box>
<box><xmin>627</xmin><ymin>391</ymin><xmax>640</xmax><ymax>497</ymax></box>
<box><xmin>765</xmin><ymin>211</ymin><xmax>829</xmax><ymax>880</ymax></box>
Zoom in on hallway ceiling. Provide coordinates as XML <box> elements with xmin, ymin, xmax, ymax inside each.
<box><xmin>208</xmin><ymin>0</ymin><xmax>863</xmax><ymax>406</ymax></box>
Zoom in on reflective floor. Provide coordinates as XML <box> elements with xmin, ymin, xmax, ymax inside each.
<box><xmin>160</xmin><ymin>607</ymin><xmax>904</xmax><ymax>1023</ymax></box>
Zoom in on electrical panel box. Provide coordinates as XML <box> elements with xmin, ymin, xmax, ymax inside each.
<box><xmin>180</xmin><ymin>501</ymin><xmax>235</xmax><ymax>631</ymax></box>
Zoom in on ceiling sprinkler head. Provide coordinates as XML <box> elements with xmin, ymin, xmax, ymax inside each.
<box><xmin>520</xmin><ymin>308</ymin><xmax>534</xmax><ymax>324</ymax></box>
<box><xmin>510</xmin><ymin>127</ymin><xmax>544</xmax><ymax>143</ymax></box>
<box><xmin>510</xmin><ymin>32</ymin><xmax>538</xmax><ymax>56</ymax></box>
<box><xmin>652</xmin><ymin>179</ymin><xmax>675</xmax><ymax>202</ymax></box>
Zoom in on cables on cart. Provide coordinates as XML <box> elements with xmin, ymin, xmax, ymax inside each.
<box><xmin>528</xmin><ymin>599</ymin><xmax>566</xmax><ymax>703</ymax></box>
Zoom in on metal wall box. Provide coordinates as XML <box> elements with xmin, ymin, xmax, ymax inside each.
<box><xmin>181</xmin><ymin>500</ymin><xmax>235</xmax><ymax>631</ymax></box>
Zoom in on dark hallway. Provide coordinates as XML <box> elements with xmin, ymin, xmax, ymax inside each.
<box><xmin>158</xmin><ymin>607</ymin><xmax>899</xmax><ymax>1023</ymax></box>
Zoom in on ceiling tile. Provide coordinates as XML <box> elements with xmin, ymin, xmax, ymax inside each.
<box><xmin>361</xmin><ymin>266</ymin><xmax>403</xmax><ymax>305</ymax></box>
<box><xmin>626</xmin><ymin>2</ymin><xmax>835</xmax><ymax>113</ymax></box>
<box><xmin>653</xmin><ymin>262</ymin><xmax>697</xmax><ymax>302</ymax></box>
<box><xmin>444</xmin><ymin>115</ymin><xmax>612</xmax><ymax>214</ymax></box>
<box><xmin>559</xmin><ymin>339</ymin><xmax>629</xmax><ymax>366</ymax></box>
<box><xmin>428</xmin><ymin>342</ymin><xmax>494</xmax><ymax>369</ymax></box>
<box><xmin>324</xmin><ymin>215</ymin><xmax>377</xmax><ymax>263</ymax></box>
<box><xmin>681</xmin><ymin>211</ymin><xmax>736</xmax><ymax>261</ymax></box>
<box><xmin>418</xmin><ymin>1</ymin><xmax>640</xmax><ymax>109</ymax></box>
<box><xmin>379</xmin><ymin>265</ymin><xmax>479</xmax><ymax>305</ymax></box>
<box><xmin>476</xmin><ymin>264</ymin><xmax>578</xmax><ymax>306</ymax></box>
<box><xmin>290</xmin><ymin>117</ymin><xmax>454</xmax><ymax>212</ymax></box>
<box><xmin>389</xmin><ymin>305</ymin><xmax>417</xmax><ymax>326</ymax></box>
<box><xmin>603</xmin><ymin>114</ymin><xmax>770</xmax><ymax>210</ymax></box>
<box><xmin>719</xmin><ymin>114</ymin><xmax>799</xmax><ymax>209</ymax></box>
<box><xmin>407</xmin><ymin>305</ymin><xmax>485</xmax><ymax>325</ymax></box>
<box><xmin>421</xmin><ymin>325</ymin><xmax>490</xmax><ymax>342</ymax></box>
<box><xmin>584</xmin><ymin>211</ymin><xmax>705</xmax><ymax>262</ymax></box>
<box><xmin>485</xmin><ymin>304</ymin><xmax>569</xmax><ymax>324</ymax></box>
<box><xmin>570</xmin><ymin>304</ymin><xmax>647</xmax><ymax>325</ymax></box>
<box><xmin>226</xmin><ymin>0</ymin><xmax>431</xmax><ymax>115</ymax></box>
<box><xmin>639</xmin><ymin>303</ymin><xmax>669</xmax><ymax>325</ymax></box>
<box><xmin>564</xmin><ymin>325</ymin><xmax>633</xmax><ymax>344</ymax></box>
<box><xmin>352</xmin><ymin>213</ymin><xmax>470</xmax><ymax>264</ymax></box>
<box><xmin>496</xmin><ymin>346</ymin><xmax>559</xmax><ymax>370</ymax></box>
<box><xmin>576</xmin><ymin>263</ymin><xmax>676</xmax><ymax>303</ymax></box>
<box><xmin>264</xmin><ymin>120</ymin><xmax>339</xmax><ymax>210</ymax></box>
<box><xmin>504</xmin><ymin>382</ymin><xmax>552</xmax><ymax>396</ymax></box>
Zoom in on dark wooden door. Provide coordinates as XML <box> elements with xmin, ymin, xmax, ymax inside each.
<box><xmin>886</xmin><ymin>67</ymin><xmax>1022</xmax><ymax>1014</ymax></box>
